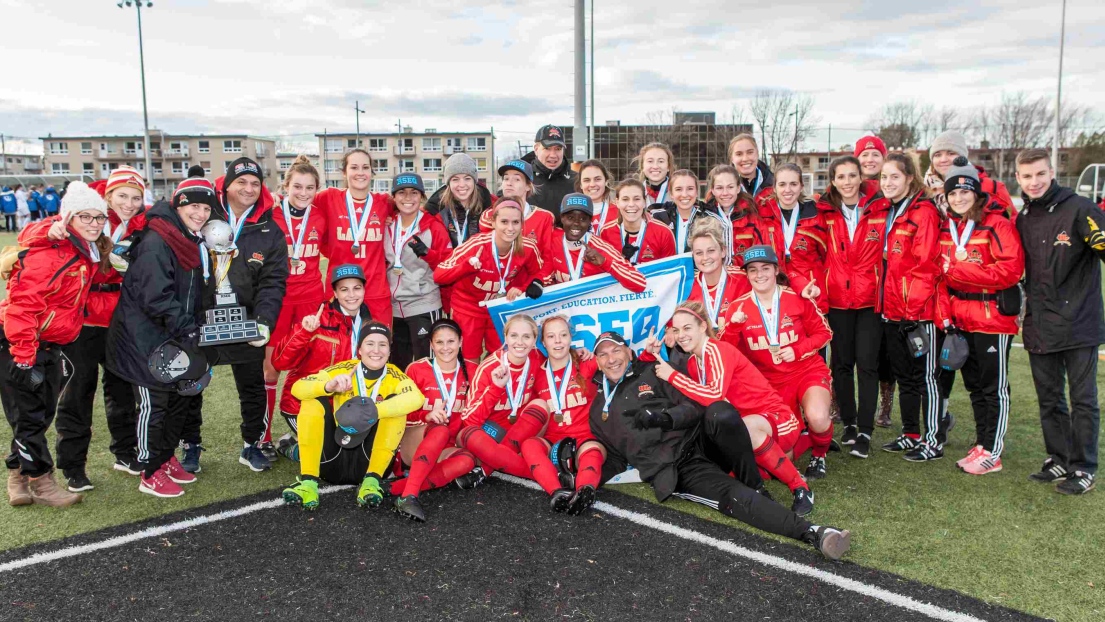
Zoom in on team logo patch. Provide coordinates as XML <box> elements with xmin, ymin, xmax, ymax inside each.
<box><xmin>252</xmin><ymin>252</ymin><xmax>264</xmax><ymax>262</ymax></box>
<box><xmin>233</xmin><ymin>162</ymin><xmax>260</xmax><ymax>177</ymax></box>
<box><xmin>968</xmin><ymin>248</ymin><xmax>984</xmax><ymax>263</ymax></box>
<box><xmin>417</xmin><ymin>327</ymin><xmax>428</xmax><ymax>336</ymax></box>
<box><xmin>865</xmin><ymin>228</ymin><xmax>880</xmax><ymax>242</ymax></box>
<box><xmin>548</xmin><ymin>127</ymin><xmax>562</xmax><ymax>138</ymax></box>
<box><xmin>892</xmin><ymin>239</ymin><xmax>903</xmax><ymax>254</ymax></box>
<box><xmin>795</xmin><ymin>238</ymin><xmax>808</xmax><ymax>252</ymax></box>
<box><xmin>370</xmin><ymin>212</ymin><xmax>380</xmax><ymax>225</ymax></box>
<box><xmin>735</xmin><ymin>243</ymin><xmax>748</xmax><ymax>255</ymax></box>
<box><xmin>308</xmin><ymin>230</ymin><xmax>319</xmax><ymax>241</ymax></box>
<box><xmin>781</xmin><ymin>315</ymin><xmax>794</xmax><ymax>329</ymax></box>
<box><xmin>1055</xmin><ymin>231</ymin><xmax>1072</xmax><ymax>246</ymax></box>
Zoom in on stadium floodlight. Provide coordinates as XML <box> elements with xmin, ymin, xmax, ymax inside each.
<box><xmin>118</xmin><ymin>0</ymin><xmax>154</xmax><ymax>192</ymax></box>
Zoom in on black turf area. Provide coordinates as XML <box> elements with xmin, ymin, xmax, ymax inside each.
<box><xmin>0</xmin><ymin>481</ymin><xmax>1045</xmax><ymax>621</ymax></box>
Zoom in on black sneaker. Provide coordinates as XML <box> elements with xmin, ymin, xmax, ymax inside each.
<box><xmin>1028</xmin><ymin>459</ymin><xmax>1068</xmax><ymax>484</ymax></box>
<box><xmin>180</xmin><ymin>443</ymin><xmax>204</xmax><ymax>473</ymax></box>
<box><xmin>112</xmin><ymin>458</ymin><xmax>142</xmax><ymax>476</ymax></box>
<box><xmin>258</xmin><ymin>441</ymin><xmax>278</xmax><ymax>463</ymax></box>
<box><xmin>828</xmin><ymin>439</ymin><xmax>842</xmax><ymax>453</ymax></box>
<box><xmin>850</xmin><ymin>434</ymin><xmax>871</xmax><ymax>459</ymax></box>
<box><xmin>882</xmin><ymin>435</ymin><xmax>919</xmax><ymax>453</ymax></box>
<box><xmin>550</xmin><ymin>488</ymin><xmax>573</xmax><ymax>513</ymax></box>
<box><xmin>454</xmin><ymin>467</ymin><xmax>487</xmax><ymax>490</ymax></box>
<box><xmin>840</xmin><ymin>425</ymin><xmax>858</xmax><ymax>446</ymax></box>
<box><xmin>903</xmin><ymin>443</ymin><xmax>944</xmax><ymax>462</ymax></box>
<box><xmin>754</xmin><ymin>485</ymin><xmax>774</xmax><ymax>502</ymax></box>
<box><xmin>394</xmin><ymin>495</ymin><xmax>427</xmax><ymax>522</ymax></box>
<box><xmin>239</xmin><ymin>444</ymin><xmax>272</xmax><ymax>472</ymax></box>
<box><xmin>276</xmin><ymin>437</ymin><xmax>299</xmax><ymax>462</ymax></box>
<box><xmin>1056</xmin><ymin>471</ymin><xmax>1095</xmax><ymax>495</ymax></box>
<box><xmin>567</xmin><ymin>485</ymin><xmax>596</xmax><ymax>515</ymax></box>
<box><xmin>791</xmin><ymin>487</ymin><xmax>814</xmax><ymax>517</ymax></box>
<box><xmin>65</xmin><ymin>471</ymin><xmax>94</xmax><ymax>493</ymax></box>
<box><xmin>801</xmin><ymin>525</ymin><xmax>852</xmax><ymax>560</ymax></box>
<box><xmin>804</xmin><ymin>456</ymin><xmax>827</xmax><ymax>480</ymax></box>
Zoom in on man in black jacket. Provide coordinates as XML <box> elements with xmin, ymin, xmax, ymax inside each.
<box><xmin>585</xmin><ymin>332</ymin><xmax>851</xmax><ymax>559</ymax></box>
<box><xmin>521</xmin><ymin>125</ymin><xmax>576</xmax><ymax>222</ymax></box>
<box><xmin>180</xmin><ymin>158</ymin><xmax>288</xmax><ymax>473</ymax></box>
<box><xmin>1016</xmin><ymin>148</ymin><xmax>1103</xmax><ymax>495</ymax></box>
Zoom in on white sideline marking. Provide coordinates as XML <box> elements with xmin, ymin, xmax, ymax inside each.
<box><xmin>494</xmin><ymin>473</ymin><xmax>988</xmax><ymax>622</ymax></box>
<box><xmin>0</xmin><ymin>485</ymin><xmax>351</xmax><ymax>574</ymax></box>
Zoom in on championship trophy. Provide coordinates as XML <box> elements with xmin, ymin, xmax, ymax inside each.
<box><xmin>198</xmin><ymin>220</ymin><xmax>261</xmax><ymax>346</ymax></box>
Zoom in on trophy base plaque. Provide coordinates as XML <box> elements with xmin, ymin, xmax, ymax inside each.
<box><xmin>199</xmin><ymin>305</ymin><xmax>260</xmax><ymax>346</ymax></box>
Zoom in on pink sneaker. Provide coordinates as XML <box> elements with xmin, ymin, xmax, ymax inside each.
<box><xmin>164</xmin><ymin>456</ymin><xmax>197</xmax><ymax>485</ymax></box>
<box><xmin>962</xmin><ymin>451</ymin><xmax>1002</xmax><ymax>475</ymax></box>
<box><xmin>139</xmin><ymin>467</ymin><xmax>185</xmax><ymax>498</ymax></box>
<box><xmin>956</xmin><ymin>445</ymin><xmax>983</xmax><ymax>469</ymax></box>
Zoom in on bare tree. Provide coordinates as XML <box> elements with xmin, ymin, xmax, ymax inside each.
<box><xmin>639</xmin><ymin>108</ymin><xmax>687</xmax><ymax>147</ymax></box>
<box><xmin>747</xmin><ymin>90</ymin><xmax>818</xmax><ymax>163</ymax></box>
<box><xmin>866</xmin><ymin>101</ymin><xmax>932</xmax><ymax>149</ymax></box>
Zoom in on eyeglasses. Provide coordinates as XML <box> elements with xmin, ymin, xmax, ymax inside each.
<box><xmin>76</xmin><ymin>213</ymin><xmax>109</xmax><ymax>225</ymax></box>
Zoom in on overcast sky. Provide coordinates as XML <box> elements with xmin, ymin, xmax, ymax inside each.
<box><xmin>2</xmin><ymin>0</ymin><xmax>1103</xmax><ymax>155</ymax></box>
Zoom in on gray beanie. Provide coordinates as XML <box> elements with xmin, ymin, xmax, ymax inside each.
<box><xmin>930</xmin><ymin>130</ymin><xmax>968</xmax><ymax>158</ymax></box>
<box><xmin>443</xmin><ymin>153</ymin><xmax>478</xmax><ymax>183</ymax></box>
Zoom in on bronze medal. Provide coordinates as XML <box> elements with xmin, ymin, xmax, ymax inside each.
<box><xmin>290</xmin><ymin>257</ymin><xmax>303</xmax><ymax>268</ymax></box>
<box><xmin>955</xmin><ymin>248</ymin><xmax>968</xmax><ymax>261</ymax></box>
<box><xmin>554</xmin><ymin>411</ymin><xmax>565</xmax><ymax>424</ymax></box>
<box><xmin>508</xmin><ymin>412</ymin><xmax>517</xmax><ymax>424</ymax></box>
<box><xmin>601</xmin><ymin>409</ymin><xmax>609</xmax><ymax>422</ymax></box>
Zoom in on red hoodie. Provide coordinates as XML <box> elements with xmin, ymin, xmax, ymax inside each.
<box><xmin>543</xmin><ymin>230</ymin><xmax>647</xmax><ymax>292</ymax></box>
<box><xmin>818</xmin><ymin>187</ymin><xmax>891</xmax><ymax>311</ymax></box>
<box><xmin>881</xmin><ymin>192</ymin><xmax>942</xmax><ymax>322</ymax></box>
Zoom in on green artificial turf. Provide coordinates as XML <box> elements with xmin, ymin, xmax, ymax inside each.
<box><xmin>0</xmin><ymin>231</ymin><xmax>1102</xmax><ymax>621</ymax></box>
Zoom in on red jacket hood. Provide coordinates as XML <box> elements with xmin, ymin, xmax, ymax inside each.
<box><xmin>214</xmin><ymin>175</ymin><xmax>275</xmax><ymax>223</ymax></box>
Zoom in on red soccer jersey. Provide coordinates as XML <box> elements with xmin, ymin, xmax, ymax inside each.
<box><xmin>544</xmin><ymin>230</ymin><xmax>646</xmax><ymax>292</ymax></box>
<box><xmin>590</xmin><ymin>200</ymin><xmax>620</xmax><ymax>235</ymax></box>
<box><xmin>685</xmin><ymin>266</ymin><xmax>751</xmax><ymax>337</ymax></box>
<box><xmin>432</xmin><ymin>232</ymin><xmax>544</xmax><ymax>315</ymax></box>
<box><xmin>314</xmin><ymin>187</ymin><xmax>395</xmax><ymax>299</ymax></box>
<box><xmin>273</xmin><ymin>197</ymin><xmax>328</xmax><ymax>306</ymax></box>
<box><xmin>598</xmin><ymin>218</ymin><xmax>676</xmax><ymax>266</ymax></box>
<box><xmin>722</xmin><ymin>287</ymin><xmax>833</xmax><ymax>384</ymax></box>
<box><xmin>405</xmin><ymin>357</ymin><xmax>471</xmax><ymax>430</ymax></box>
<box><xmin>461</xmin><ymin>349</ymin><xmax>546</xmax><ymax>429</ymax></box>
<box><xmin>532</xmin><ymin>357</ymin><xmax>598</xmax><ymax>443</ymax></box>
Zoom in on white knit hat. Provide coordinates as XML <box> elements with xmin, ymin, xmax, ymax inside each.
<box><xmin>61</xmin><ymin>181</ymin><xmax>108</xmax><ymax>219</ymax></box>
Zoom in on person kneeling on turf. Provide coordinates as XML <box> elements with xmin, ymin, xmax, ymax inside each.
<box><xmin>282</xmin><ymin>321</ymin><xmax>424</xmax><ymax>509</ymax></box>
<box><xmin>587</xmin><ymin>331</ymin><xmax>852</xmax><ymax>560</ymax></box>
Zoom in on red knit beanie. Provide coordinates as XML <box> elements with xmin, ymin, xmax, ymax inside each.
<box><xmin>854</xmin><ymin>136</ymin><xmax>887</xmax><ymax>158</ymax></box>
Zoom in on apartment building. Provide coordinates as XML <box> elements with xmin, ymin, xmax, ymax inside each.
<box><xmin>1</xmin><ymin>153</ymin><xmax>44</xmax><ymax>176</ymax></box>
<box><xmin>39</xmin><ymin>132</ymin><xmax>279</xmax><ymax>198</ymax></box>
<box><xmin>315</xmin><ymin>128</ymin><xmax>495</xmax><ymax>193</ymax></box>
<box><xmin>276</xmin><ymin>151</ymin><xmax>321</xmax><ymax>179</ymax></box>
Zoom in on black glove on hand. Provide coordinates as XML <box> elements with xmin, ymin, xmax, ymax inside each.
<box><xmin>525</xmin><ymin>279</ymin><xmax>544</xmax><ymax>300</ymax></box>
<box><xmin>9</xmin><ymin>361</ymin><xmax>44</xmax><ymax>391</ymax></box>
<box><xmin>406</xmin><ymin>236</ymin><xmax>430</xmax><ymax>258</ymax></box>
<box><xmin>621</xmin><ymin>243</ymin><xmax>639</xmax><ymax>261</ymax></box>
<box><xmin>899</xmin><ymin>321</ymin><xmax>920</xmax><ymax>337</ymax></box>
<box><xmin>632</xmin><ymin>408</ymin><xmax>672</xmax><ymax>430</ymax></box>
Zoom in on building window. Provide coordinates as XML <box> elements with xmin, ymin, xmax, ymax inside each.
<box><xmin>324</xmin><ymin>159</ymin><xmax>340</xmax><ymax>173</ymax></box>
<box><xmin>223</xmin><ymin>140</ymin><xmax>242</xmax><ymax>153</ymax></box>
<box><xmin>368</xmin><ymin>138</ymin><xmax>387</xmax><ymax>152</ymax></box>
<box><xmin>200</xmin><ymin>161</ymin><xmax>212</xmax><ymax>175</ymax></box>
<box><xmin>172</xmin><ymin>162</ymin><xmax>184</xmax><ymax>174</ymax></box>
<box><xmin>100</xmin><ymin>163</ymin><xmax>109</xmax><ymax>175</ymax></box>
<box><xmin>347</xmin><ymin>138</ymin><xmax>361</xmax><ymax>149</ymax></box>
<box><xmin>168</xmin><ymin>141</ymin><xmax>187</xmax><ymax>155</ymax></box>
<box><xmin>475</xmin><ymin>158</ymin><xmax>488</xmax><ymax>172</ymax></box>
<box><xmin>327</xmin><ymin>179</ymin><xmax>342</xmax><ymax>188</ymax></box>
<box><xmin>422</xmin><ymin>138</ymin><xmax>442</xmax><ymax>152</ymax></box>
<box><xmin>80</xmin><ymin>142</ymin><xmax>92</xmax><ymax>155</ymax></box>
<box><xmin>424</xmin><ymin>178</ymin><xmax>441</xmax><ymax>193</ymax></box>
<box><xmin>422</xmin><ymin>158</ymin><xmax>442</xmax><ymax>172</ymax></box>
<box><xmin>279</xmin><ymin>160</ymin><xmax>291</xmax><ymax>171</ymax></box>
<box><xmin>51</xmin><ymin>162</ymin><xmax>70</xmax><ymax>174</ymax></box>
<box><xmin>124</xmin><ymin>141</ymin><xmax>139</xmax><ymax>155</ymax></box>
<box><xmin>466</xmin><ymin>137</ymin><xmax>486</xmax><ymax>151</ymax></box>
<box><xmin>445</xmin><ymin>137</ymin><xmax>462</xmax><ymax>154</ymax></box>
<box><xmin>198</xmin><ymin>140</ymin><xmax>210</xmax><ymax>153</ymax></box>
<box><xmin>82</xmin><ymin>162</ymin><xmax>94</xmax><ymax>175</ymax></box>
<box><xmin>223</xmin><ymin>160</ymin><xmax>234</xmax><ymax>171</ymax></box>
<box><xmin>817</xmin><ymin>157</ymin><xmax>829</xmax><ymax>170</ymax></box>
<box><xmin>372</xmin><ymin>158</ymin><xmax>388</xmax><ymax>173</ymax></box>
<box><xmin>396</xmin><ymin>138</ymin><xmax>414</xmax><ymax>154</ymax></box>
<box><xmin>372</xmin><ymin>179</ymin><xmax>391</xmax><ymax>193</ymax></box>
<box><xmin>48</xmin><ymin>142</ymin><xmax>68</xmax><ymax>155</ymax></box>
<box><xmin>325</xmin><ymin>138</ymin><xmax>343</xmax><ymax>153</ymax></box>
<box><xmin>399</xmin><ymin>159</ymin><xmax>415</xmax><ymax>173</ymax></box>
<box><xmin>153</xmin><ymin>162</ymin><xmax>163</xmax><ymax>174</ymax></box>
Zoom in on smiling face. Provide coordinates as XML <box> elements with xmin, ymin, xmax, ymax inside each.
<box><xmin>494</xmin><ymin>205</ymin><xmax>523</xmax><ymax>243</ymax></box>
<box><xmin>227</xmin><ymin>175</ymin><xmax>261</xmax><ymax>212</ymax></box>
<box><xmin>73</xmin><ymin>210</ymin><xmax>107</xmax><ymax>242</ymax></box>
<box><xmin>931</xmin><ymin>150</ymin><xmax>959</xmax><ymax>177</ymax></box>
<box><xmin>642</xmin><ymin>148</ymin><xmax>670</xmax><ymax>184</ymax></box>
<box><xmin>561</xmin><ymin>210</ymin><xmax>591</xmax><ymax>242</ymax></box>
<box><xmin>449</xmin><ymin>174</ymin><xmax>475</xmax><ymax>203</ymax></box>
<box><xmin>880</xmin><ymin>161</ymin><xmax>910</xmax><ymax>203</ymax></box>
<box><xmin>542</xmin><ymin>318</ymin><xmax>573</xmax><ymax>364</ymax></box>
<box><xmin>671</xmin><ymin>175</ymin><xmax>698</xmax><ymax>211</ymax></box>
<box><xmin>358</xmin><ymin>334</ymin><xmax>390</xmax><ymax>370</ymax></box>
<box><xmin>500</xmin><ymin>170</ymin><xmax>531</xmax><ymax>204</ymax></box>
<box><xmin>344</xmin><ymin>152</ymin><xmax>372</xmax><ymax>194</ymax></box>
<box><xmin>176</xmin><ymin>202</ymin><xmax>212</xmax><ymax>233</ymax></box>
<box><xmin>595</xmin><ymin>340</ymin><xmax>631</xmax><ymax>382</ymax></box>
<box><xmin>833</xmin><ymin>162</ymin><xmax>862</xmax><ymax>203</ymax></box>
<box><xmin>430</xmin><ymin>327</ymin><xmax>461</xmax><ymax>366</ymax></box>
<box><xmin>947</xmin><ymin>188</ymin><xmax>976</xmax><ymax>215</ymax></box>
<box><xmin>394</xmin><ymin>187</ymin><xmax>422</xmax><ymax>216</ymax></box>
<box><xmin>503</xmin><ymin>319</ymin><xmax>537</xmax><ymax>364</ymax></box>
<box><xmin>858</xmin><ymin>149</ymin><xmax>885</xmax><ymax>178</ymax></box>
<box><xmin>334</xmin><ymin>278</ymin><xmax>365</xmax><ymax>314</ymax></box>
<box><xmin>617</xmin><ymin>186</ymin><xmax>646</xmax><ymax>225</ymax></box>
<box><xmin>285</xmin><ymin>172</ymin><xmax>318</xmax><ymax>210</ymax></box>
<box><xmin>1016</xmin><ymin>158</ymin><xmax>1054</xmax><ymax>200</ymax></box>
<box><xmin>774</xmin><ymin>169</ymin><xmax>803</xmax><ymax>208</ymax></box>
<box><xmin>691</xmin><ymin>235</ymin><xmax>723</xmax><ymax>276</ymax></box>
<box><xmin>580</xmin><ymin>166</ymin><xmax>608</xmax><ymax>202</ymax></box>
<box><xmin>730</xmin><ymin>139</ymin><xmax>759</xmax><ymax>179</ymax></box>
<box><xmin>535</xmin><ymin>143</ymin><xmax>565</xmax><ymax>171</ymax></box>
<box><xmin>108</xmin><ymin>186</ymin><xmax>144</xmax><ymax>221</ymax></box>
<box><xmin>744</xmin><ymin>261</ymin><xmax>778</xmax><ymax>294</ymax></box>
<box><xmin>669</xmin><ymin>310</ymin><xmax>708</xmax><ymax>354</ymax></box>
<box><xmin>711</xmin><ymin>172</ymin><xmax>739</xmax><ymax>210</ymax></box>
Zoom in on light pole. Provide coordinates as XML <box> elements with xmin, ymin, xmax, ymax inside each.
<box><xmin>355</xmin><ymin>101</ymin><xmax>365</xmax><ymax>148</ymax></box>
<box><xmin>118</xmin><ymin>1</ymin><xmax>153</xmax><ymax>193</ymax></box>
<box><xmin>1052</xmin><ymin>0</ymin><xmax>1067</xmax><ymax>172</ymax></box>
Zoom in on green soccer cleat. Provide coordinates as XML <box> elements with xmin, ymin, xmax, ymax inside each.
<box><xmin>282</xmin><ymin>478</ymin><xmax>319</xmax><ymax>510</ymax></box>
<box><xmin>357</xmin><ymin>475</ymin><xmax>384</xmax><ymax>508</ymax></box>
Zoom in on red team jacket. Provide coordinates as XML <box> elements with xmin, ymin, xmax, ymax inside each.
<box><xmin>432</xmin><ymin>232</ymin><xmax>544</xmax><ymax>318</ymax></box>
<box><xmin>757</xmin><ymin>197</ymin><xmax>826</xmax><ymax>310</ymax></box>
<box><xmin>936</xmin><ymin>202</ymin><xmax>1025</xmax><ymax>335</ymax></box>
<box><xmin>544</xmin><ymin>230</ymin><xmax>647</xmax><ymax>292</ymax></box>
<box><xmin>314</xmin><ymin>187</ymin><xmax>396</xmax><ymax>297</ymax></box>
<box><xmin>405</xmin><ymin>357</ymin><xmax>471</xmax><ymax>431</ymax></box>
<box><xmin>271</xmin><ymin>301</ymin><xmax>370</xmax><ymax>415</ymax></box>
<box><xmin>532</xmin><ymin>357</ymin><xmax>598</xmax><ymax>443</ymax></box>
<box><xmin>272</xmin><ymin>198</ymin><xmax>329</xmax><ymax>307</ymax></box>
<box><xmin>461</xmin><ymin>349</ymin><xmax>545</xmax><ymax>429</ymax></box>
<box><xmin>685</xmin><ymin>265</ymin><xmax>751</xmax><ymax>336</ymax></box>
<box><xmin>819</xmin><ymin>190</ymin><xmax>891</xmax><ymax>310</ymax></box>
<box><xmin>722</xmin><ymin>287</ymin><xmax>833</xmax><ymax>383</ymax></box>
<box><xmin>590</xmin><ymin>200</ymin><xmax>620</xmax><ymax>235</ymax></box>
<box><xmin>598</xmin><ymin>218</ymin><xmax>676</xmax><ymax>266</ymax></box>
<box><xmin>479</xmin><ymin>203</ymin><xmax>557</xmax><ymax>263</ymax></box>
<box><xmin>881</xmin><ymin>193</ymin><xmax>942</xmax><ymax>323</ymax></box>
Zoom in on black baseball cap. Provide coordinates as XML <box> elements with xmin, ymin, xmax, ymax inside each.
<box><xmin>392</xmin><ymin>173</ymin><xmax>425</xmax><ymax>195</ymax></box>
<box><xmin>331</xmin><ymin>263</ymin><xmax>366</xmax><ymax>288</ymax></box>
<box><xmin>593</xmin><ymin>331</ymin><xmax>629</xmax><ymax>353</ymax></box>
<box><xmin>497</xmin><ymin>159</ymin><xmax>534</xmax><ymax>182</ymax></box>
<box><xmin>742</xmin><ymin>245</ymin><xmax>779</xmax><ymax>266</ymax></box>
<box><xmin>333</xmin><ymin>398</ymin><xmax>379</xmax><ymax>448</ymax></box>
<box><xmin>560</xmin><ymin>193</ymin><xmax>594</xmax><ymax>217</ymax></box>
<box><xmin>535</xmin><ymin>124</ymin><xmax>566</xmax><ymax>148</ymax></box>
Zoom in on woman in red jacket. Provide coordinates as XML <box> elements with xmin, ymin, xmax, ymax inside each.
<box><xmin>685</xmin><ymin>217</ymin><xmax>749</xmax><ymax>337</ymax></box>
<box><xmin>576</xmin><ymin>159</ymin><xmax>619</xmax><ymax>234</ymax></box>
<box><xmin>723</xmin><ymin>246</ymin><xmax>834</xmax><ymax>480</ymax></box>
<box><xmin>393</xmin><ymin>318</ymin><xmax>476</xmax><ymax>522</ymax></box>
<box><xmin>936</xmin><ymin>159</ymin><xmax>1024</xmax><ymax>475</ymax></box>
<box><xmin>646</xmin><ymin>300</ymin><xmax>814</xmax><ymax>517</ymax></box>
<box><xmin>855</xmin><ymin>136</ymin><xmax>887</xmax><ymax>180</ymax></box>
<box><xmin>599</xmin><ymin>179</ymin><xmax>675</xmax><ymax>265</ymax></box>
<box><xmin>705</xmin><ymin>164</ymin><xmax>760</xmax><ymax>265</ymax></box>
<box><xmin>649</xmin><ymin>169</ymin><xmax>719</xmax><ymax>254</ymax></box>
<box><xmin>546</xmin><ymin>193</ymin><xmax>647</xmax><ymax>292</ymax></box>
<box><xmin>314</xmin><ymin>148</ymin><xmax>395</xmax><ymax>326</ymax></box>
<box><xmin>452</xmin><ymin>314</ymin><xmax>548</xmax><ymax>489</ymax></box>
<box><xmin>433</xmin><ymin>199</ymin><xmax>545</xmax><ymax>367</ymax></box>
<box><xmin>762</xmin><ymin>163</ymin><xmax>825</xmax><ymax>310</ymax></box>
<box><xmin>270</xmin><ymin>263</ymin><xmax>374</xmax><ymax>456</ymax></box>
<box><xmin>265</xmin><ymin>155</ymin><xmax>328</xmax><ymax>454</ymax></box>
<box><xmin>817</xmin><ymin>156</ymin><xmax>890</xmax><ymax>458</ymax></box>
<box><xmin>879</xmin><ymin>152</ymin><xmax>948</xmax><ymax>462</ymax></box>
<box><xmin>520</xmin><ymin>315</ymin><xmax>605</xmax><ymax>514</ymax></box>
<box><xmin>1</xmin><ymin>181</ymin><xmax>109</xmax><ymax>508</ymax></box>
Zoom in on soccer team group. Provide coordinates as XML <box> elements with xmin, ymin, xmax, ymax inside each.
<box><xmin>2</xmin><ymin>124</ymin><xmax>1101</xmax><ymax>561</ymax></box>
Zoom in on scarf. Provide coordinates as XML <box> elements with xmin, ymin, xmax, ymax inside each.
<box><xmin>923</xmin><ymin>165</ymin><xmax>948</xmax><ymax>214</ymax></box>
<box><xmin>148</xmin><ymin>217</ymin><xmax>202</xmax><ymax>270</ymax></box>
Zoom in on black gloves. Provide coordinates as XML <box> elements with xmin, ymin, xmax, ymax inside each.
<box><xmin>406</xmin><ymin>236</ymin><xmax>430</xmax><ymax>258</ymax></box>
<box><xmin>9</xmin><ymin>360</ymin><xmax>44</xmax><ymax>391</ymax></box>
<box><xmin>632</xmin><ymin>408</ymin><xmax>672</xmax><ymax>430</ymax></box>
<box><xmin>621</xmin><ymin>243</ymin><xmax>639</xmax><ymax>261</ymax></box>
<box><xmin>525</xmin><ymin>279</ymin><xmax>544</xmax><ymax>299</ymax></box>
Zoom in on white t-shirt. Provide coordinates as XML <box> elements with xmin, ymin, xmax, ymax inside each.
<box><xmin>14</xmin><ymin>189</ymin><xmax>28</xmax><ymax>211</ymax></box>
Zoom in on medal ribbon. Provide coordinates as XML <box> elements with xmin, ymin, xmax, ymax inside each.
<box><xmin>349</xmin><ymin>314</ymin><xmax>362</xmax><ymax>360</ymax></box>
<box><xmin>354</xmin><ymin>363</ymin><xmax>385</xmax><ymax>403</ymax></box>
<box><xmin>884</xmin><ymin>197</ymin><xmax>909</xmax><ymax>254</ymax></box>
<box><xmin>108</xmin><ymin>219</ymin><xmax>129</xmax><ymax>244</ymax></box>
<box><xmin>227</xmin><ymin>206</ymin><xmax>253</xmax><ymax>249</ymax></box>
<box><xmin>591</xmin><ymin>201</ymin><xmax>610</xmax><ymax>235</ymax></box>
<box><xmin>491</xmin><ymin>234</ymin><xmax>514</xmax><ymax>295</ymax></box>
<box><xmin>675</xmin><ymin>207</ymin><xmax>698</xmax><ymax>252</ymax></box>
<box><xmin>345</xmin><ymin>190</ymin><xmax>373</xmax><ymax>250</ymax></box>
<box><xmin>698</xmin><ymin>270</ymin><xmax>728</xmax><ymax>328</ymax></box>
<box><xmin>841</xmin><ymin>203</ymin><xmax>862</xmax><ymax>243</ymax></box>
<box><xmin>949</xmin><ymin>218</ymin><xmax>975</xmax><ymax>256</ymax></box>
<box><xmin>562</xmin><ymin>233</ymin><xmax>589</xmax><ymax>281</ymax></box>
<box><xmin>601</xmin><ymin>372</ymin><xmax>625</xmax><ymax>414</ymax></box>
<box><xmin>651</xmin><ymin>179</ymin><xmax>669</xmax><ymax>205</ymax></box>
<box><xmin>432</xmin><ymin>359</ymin><xmax>460</xmax><ymax>419</ymax></box>
<box><xmin>392</xmin><ymin>212</ymin><xmax>422</xmax><ymax>270</ymax></box>
<box><xmin>781</xmin><ymin>205</ymin><xmax>801</xmax><ymax>255</ymax></box>
<box><xmin>502</xmin><ymin>352</ymin><xmax>531</xmax><ymax>420</ymax></box>
<box><xmin>281</xmin><ymin>197</ymin><xmax>312</xmax><ymax>262</ymax></box>
<box><xmin>620</xmin><ymin>219</ymin><xmax>648</xmax><ymax>264</ymax></box>
<box><xmin>545</xmin><ymin>359</ymin><xmax>572</xmax><ymax>416</ymax></box>
<box><xmin>753</xmin><ymin>286</ymin><xmax>782</xmax><ymax>347</ymax></box>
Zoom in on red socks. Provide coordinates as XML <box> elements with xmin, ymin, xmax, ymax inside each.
<box><xmin>575</xmin><ymin>447</ymin><xmax>604</xmax><ymax>490</ymax></box>
<box><xmin>262</xmin><ymin>382</ymin><xmax>277</xmax><ymax>443</ymax></box>
<box><xmin>521</xmin><ymin>438</ymin><xmax>561</xmax><ymax>494</ymax></box>
<box><xmin>754</xmin><ymin>436</ymin><xmax>806</xmax><ymax>492</ymax></box>
<box><xmin>463</xmin><ymin>429</ymin><xmax>530</xmax><ymax>478</ymax></box>
<box><xmin>500</xmin><ymin>404</ymin><xmax>549</xmax><ymax>452</ymax></box>
<box><xmin>394</xmin><ymin>450</ymin><xmax>476</xmax><ymax>495</ymax></box>
<box><xmin>809</xmin><ymin>424</ymin><xmax>834</xmax><ymax>458</ymax></box>
<box><xmin>401</xmin><ymin>424</ymin><xmax>450</xmax><ymax>498</ymax></box>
